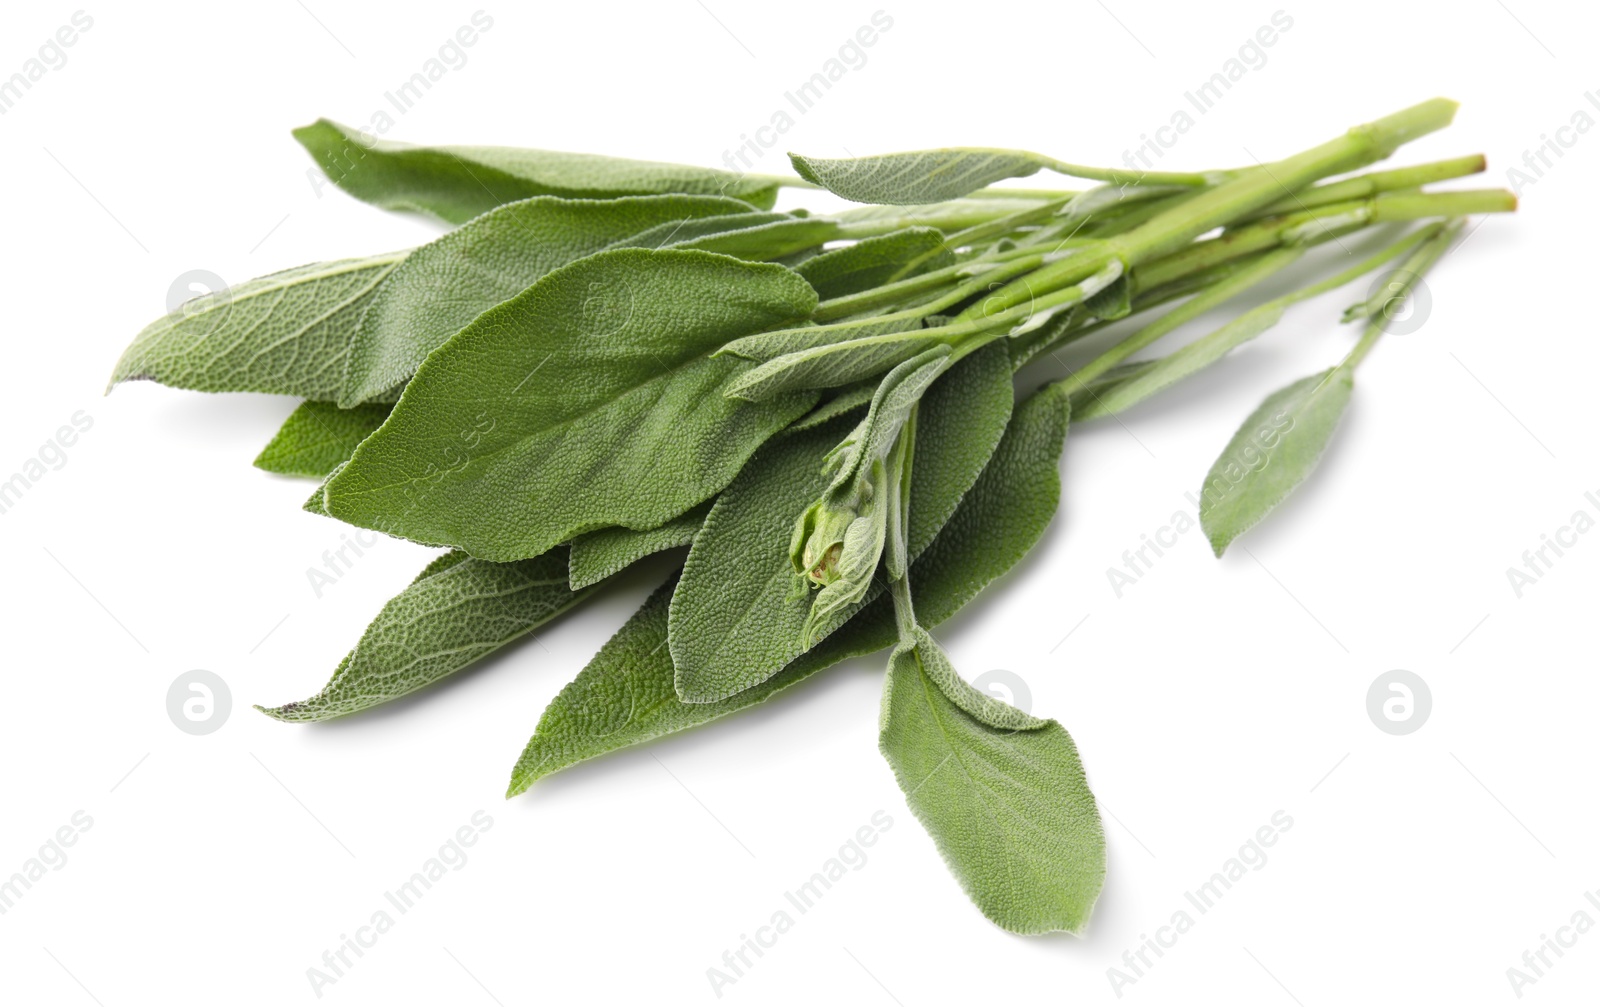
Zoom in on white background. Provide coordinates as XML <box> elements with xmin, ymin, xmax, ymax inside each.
<box><xmin>0</xmin><ymin>1</ymin><xmax>1593</xmax><ymax>1004</ymax></box>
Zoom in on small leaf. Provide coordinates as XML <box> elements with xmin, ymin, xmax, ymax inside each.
<box><xmin>796</xmin><ymin>227</ymin><xmax>954</xmax><ymax>298</ymax></box>
<box><xmin>789</xmin><ymin>380</ymin><xmax>877</xmax><ymax>431</ymax></box>
<box><xmin>325</xmin><ymin>248</ymin><xmax>818</xmax><ymax>562</ymax></box>
<box><xmin>1199</xmin><ymin>367</ymin><xmax>1355</xmax><ymax>556</ymax></box>
<box><xmin>294</xmin><ymin>119</ymin><xmax>779</xmax><ymax>224</ymax></box>
<box><xmin>879</xmin><ymin>627</ymin><xmax>1104</xmax><ymax>934</ymax></box>
<box><xmin>1083</xmin><ymin>272</ymin><xmax>1132</xmax><ymax>320</ymax></box>
<box><xmin>111</xmin><ymin>253</ymin><xmax>407</xmax><ymax>399</ymax></box>
<box><xmin>341</xmin><ymin>194</ymin><xmax>757</xmax><ymax>405</ymax></box>
<box><xmin>718</xmin><ymin>310</ymin><xmax>928</xmax><ymax>363</ymax></box>
<box><xmin>617</xmin><ymin>213</ymin><xmax>841</xmax><ymax>261</ymax></box>
<box><xmin>257</xmin><ymin>548</ymin><xmax>590</xmax><ymax>722</ymax></box>
<box><xmin>507</xmin><ymin>380</ymin><xmax>1070</xmax><ymax>794</ymax></box>
<box><xmin>567</xmin><ymin>501</ymin><xmax>711</xmax><ymax>590</ymax></box>
<box><xmin>725</xmin><ymin>328</ymin><xmax>946</xmax><ymax>401</ymax></box>
<box><xmin>668</xmin><ymin>344</ymin><xmax>1012</xmax><ymax>704</ymax></box>
<box><xmin>790</xmin><ymin>148</ymin><xmax>1048</xmax><ymax>204</ymax></box>
<box><xmin>253</xmin><ymin>401</ymin><xmax>392</xmax><ymax>479</ymax></box>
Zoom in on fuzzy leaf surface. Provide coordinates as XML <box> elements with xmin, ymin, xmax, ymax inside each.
<box><xmin>257</xmin><ymin>548</ymin><xmax>588</xmax><ymax>722</ymax></box>
<box><xmin>1199</xmin><ymin>367</ymin><xmax>1354</xmax><ymax>556</ymax></box>
<box><xmin>566</xmin><ymin>502</ymin><xmax>711</xmax><ymax>590</ymax></box>
<box><xmin>341</xmin><ymin>194</ymin><xmax>756</xmax><ymax>405</ymax></box>
<box><xmin>879</xmin><ymin>627</ymin><xmax>1104</xmax><ymax>934</ymax></box>
<box><xmin>294</xmin><ymin>119</ymin><xmax>779</xmax><ymax>224</ymax></box>
<box><xmin>789</xmin><ymin>148</ymin><xmax>1048</xmax><ymax>204</ymax></box>
<box><xmin>253</xmin><ymin>401</ymin><xmax>392</xmax><ymax>479</ymax></box>
<box><xmin>111</xmin><ymin>253</ymin><xmax>406</xmax><ymax>399</ymax></box>
<box><xmin>507</xmin><ymin>381</ymin><xmax>1070</xmax><ymax>793</ymax></box>
<box><xmin>324</xmin><ymin>249</ymin><xmax>818</xmax><ymax>561</ymax></box>
<box><xmin>669</xmin><ymin>343</ymin><xmax>1013</xmax><ymax>703</ymax></box>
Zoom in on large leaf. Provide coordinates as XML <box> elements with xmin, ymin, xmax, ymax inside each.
<box><xmin>295</xmin><ymin>119</ymin><xmax>781</xmax><ymax>224</ymax></box>
<box><xmin>789</xmin><ymin>148</ymin><xmax>1049</xmax><ymax>204</ymax></box>
<box><xmin>341</xmin><ymin>194</ymin><xmax>757</xmax><ymax>405</ymax></box>
<box><xmin>879</xmin><ymin>627</ymin><xmax>1104</xmax><ymax>934</ymax></box>
<box><xmin>566</xmin><ymin>502</ymin><xmax>711</xmax><ymax>590</ymax></box>
<box><xmin>1199</xmin><ymin>367</ymin><xmax>1354</xmax><ymax>556</ymax></box>
<box><xmin>669</xmin><ymin>344</ymin><xmax>1012</xmax><ymax>704</ymax></box>
<box><xmin>257</xmin><ymin>548</ymin><xmax>589</xmax><ymax>722</ymax></box>
<box><xmin>795</xmin><ymin>227</ymin><xmax>953</xmax><ymax>299</ymax></box>
<box><xmin>254</xmin><ymin>401</ymin><xmax>392</xmax><ymax>479</ymax></box>
<box><xmin>110</xmin><ymin>253</ymin><xmax>406</xmax><ymax>399</ymax></box>
<box><xmin>324</xmin><ymin>249</ymin><xmax>818</xmax><ymax>561</ymax></box>
<box><xmin>507</xmin><ymin>380</ymin><xmax>1070</xmax><ymax>794</ymax></box>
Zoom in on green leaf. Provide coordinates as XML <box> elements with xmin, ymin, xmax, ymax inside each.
<box><xmin>566</xmin><ymin>501</ymin><xmax>711</xmax><ymax>590</ymax></box>
<box><xmin>295</xmin><ymin>119</ymin><xmax>780</xmax><ymax>225</ymax></box>
<box><xmin>616</xmin><ymin>212</ymin><xmax>841</xmax><ymax>261</ymax></box>
<box><xmin>879</xmin><ymin>627</ymin><xmax>1104</xmax><ymax>934</ymax></box>
<box><xmin>110</xmin><ymin>253</ymin><xmax>407</xmax><ymax>399</ymax></box>
<box><xmin>668</xmin><ymin>344</ymin><xmax>1012</xmax><ymax>704</ymax></box>
<box><xmin>718</xmin><ymin>309</ymin><xmax>929</xmax><ymax>363</ymax></box>
<box><xmin>1199</xmin><ymin>367</ymin><xmax>1354</xmax><ymax>556</ymax></box>
<box><xmin>253</xmin><ymin>401</ymin><xmax>392</xmax><ymax>479</ymax></box>
<box><xmin>257</xmin><ymin>548</ymin><xmax>590</xmax><ymax>722</ymax></box>
<box><xmin>507</xmin><ymin>380</ymin><xmax>1069</xmax><ymax>794</ymax></box>
<box><xmin>789</xmin><ymin>381</ymin><xmax>877</xmax><ymax>431</ymax></box>
<box><xmin>789</xmin><ymin>148</ymin><xmax>1049</xmax><ymax>204</ymax></box>
<box><xmin>725</xmin><ymin>327</ymin><xmax>947</xmax><ymax>401</ymax></box>
<box><xmin>795</xmin><ymin>227</ymin><xmax>953</xmax><ymax>299</ymax></box>
<box><xmin>341</xmin><ymin>194</ymin><xmax>758</xmax><ymax>406</ymax></box>
<box><xmin>324</xmin><ymin>248</ymin><xmax>818</xmax><ymax>562</ymax></box>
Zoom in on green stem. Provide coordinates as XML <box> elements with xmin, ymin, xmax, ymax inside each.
<box><xmin>965</xmin><ymin>99</ymin><xmax>1462</xmax><ymax>319</ymax></box>
<box><xmin>1340</xmin><ymin>218</ymin><xmax>1465</xmax><ymax>370</ymax></box>
<box><xmin>1241</xmin><ymin>154</ymin><xmax>1486</xmax><ymax>221</ymax></box>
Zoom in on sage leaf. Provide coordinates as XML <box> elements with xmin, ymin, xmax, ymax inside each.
<box><xmin>879</xmin><ymin>627</ymin><xmax>1104</xmax><ymax>934</ymax></box>
<box><xmin>295</xmin><ymin>119</ymin><xmax>780</xmax><ymax>224</ymax></box>
<box><xmin>718</xmin><ymin>309</ymin><xmax>928</xmax><ymax>363</ymax></box>
<box><xmin>789</xmin><ymin>381</ymin><xmax>877</xmax><ymax>431</ymax></box>
<box><xmin>341</xmin><ymin>194</ymin><xmax>757</xmax><ymax>405</ymax></box>
<box><xmin>567</xmin><ymin>501</ymin><xmax>712</xmax><ymax>591</ymax></box>
<box><xmin>324</xmin><ymin>249</ymin><xmax>818</xmax><ymax>562</ymax></box>
<box><xmin>668</xmin><ymin>344</ymin><xmax>1012</xmax><ymax>704</ymax></box>
<box><xmin>616</xmin><ymin>212</ymin><xmax>841</xmax><ymax>261</ymax></box>
<box><xmin>254</xmin><ymin>401</ymin><xmax>392</xmax><ymax>479</ymax></box>
<box><xmin>507</xmin><ymin>379</ymin><xmax>1070</xmax><ymax>794</ymax></box>
<box><xmin>1199</xmin><ymin>367</ymin><xmax>1354</xmax><ymax>556</ymax></box>
<box><xmin>110</xmin><ymin>253</ymin><xmax>407</xmax><ymax>400</ymax></box>
<box><xmin>257</xmin><ymin>548</ymin><xmax>590</xmax><ymax>722</ymax></box>
<box><xmin>795</xmin><ymin>227</ymin><xmax>953</xmax><ymax>299</ymax></box>
<box><xmin>789</xmin><ymin>148</ymin><xmax>1050</xmax><ymax>205</ymax></box>
<box><xmin>724</xmin><ymin>327</ymin><xmax>947</xmax><ymax>401</ymax></box>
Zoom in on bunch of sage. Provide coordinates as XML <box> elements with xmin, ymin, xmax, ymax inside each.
<box><xmin>112</xmin><ymin>99</ymin><xmax>1514</xmax><ymax>934</ymax></box>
